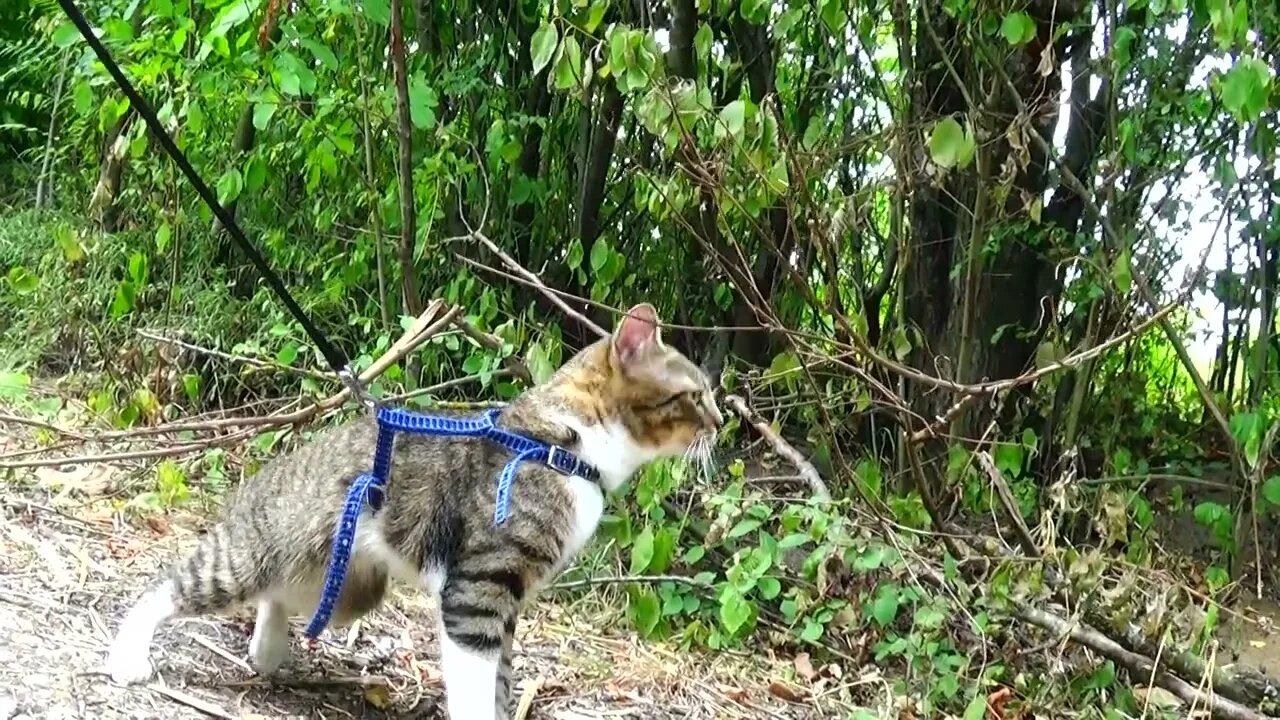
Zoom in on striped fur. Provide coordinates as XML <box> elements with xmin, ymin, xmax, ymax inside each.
<box><xmin>104</xmin><ymin>303</ymin><xmax>722</xmax><ymax>719</ymax></box>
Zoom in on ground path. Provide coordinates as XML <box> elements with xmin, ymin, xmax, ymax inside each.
<box><xmin>0</xmin><ymin>424</ymin><xmax>863</xmax><ymax>720</ymax></box>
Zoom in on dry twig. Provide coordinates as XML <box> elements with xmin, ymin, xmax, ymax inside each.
<box><xmin>723</xmin><ymin>394</ymin><xmax>830</xmax><ymax>501</ymax></box>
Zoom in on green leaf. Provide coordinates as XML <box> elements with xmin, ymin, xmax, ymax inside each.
<box><xmin>278</xmin><ymin>65</ymin><xmax>301</xmax><ymax>96</ymax></box>
<box><xmin>1220</xmin><ymin>58</ymin><xmax>1273</xmax><ymax>123</ymax></box>
<box><xmin>757</xmin><ymin>577</ymin><xmax>781</xmax><ymax>600</ymax></box>
<box><xmin>586</xmin><ymin>0</ymin><xmax>608</xmax><ymax>31</ymax></box>
<box><xmin>216</xmin><ymin>169</ymin><xmax>243</xmax><ymax>205</ymax></box>
<box><xmin>891</xmin><ymin>327</ymin><xmax>912</xmax><ymax>360</ymax></box>
<box><xmin>819</xmin><ymin>0</ymin><xmax>846</xmax><ymax>32</ymax></box>
<box><xmin>630</xmin><ymin>527</ymin><xmax>655</xmax><ymax>573</ymax></box>
<box><xmin>590</xmin><ymin>238</ymin><xmax>610</xmax><ymax>272</ymax></box>
<box><xmin>1112</xmin><ymin>248</ymin><xmax>1132</xmax><ymax>293</ymax></box>
<box><xmin>566</xmin><ymin>239</ymin><xmax>584</xmax><ymax>270</ymax></box>
<box><xmin>155</xmin><ymin>223</ymin><xmax>172</xmax><ymax>253</ymax></box>
<box><xmin>462</xmin><ymin>353</ymin><xmax>486</xmax><ymax>374</ymax></box>
<box><xmin>766</xmin><ymin>158</ymin><xmax>789</xmax><ymax>193</ymax></box>
<box><xmin>868</xmin><ymin>584</ymin><xmax>900</xmax><ymax>626</ymax></box>
<box><xmin>964</xmin><ymin>693</ymin><xmax>989</xmax><ymax>720</ymax></box>
<box><xmin>718</xmin><ymin>587</ymin><xmax>752</xmax><ymax>634</ymax></box>
<box><xmin>6</xmin><ymin>263</ymin><xmax>37</xmax><ymax>292</ymax></box>
<box><xmin>408</xmin><ymin>76</ymin><xmax>438</xmax><ymax>129</ymax></box>
<box><xmin>1000</xmin><ymin>11</ymin><xmax>1036</xmax><ymax>45</ymax></box>
<box><xmin>208</xmin><ymin>0</ymin><xmax>260</xmax><ymax>38</ymax></box>
<box><xmin>628</xmin><ymin>588</ymin><xmax>661</xmax><ymax>636</ymax></box>
<box><xmin>1262</xmin><ymin>477</ymin><xmax>1280</xmax><ymax>507</ymax></box>
<box><xmin>182</xmin><ymin>374</ymin><xmax>201</xmax><ymax>404</ymax></box>
<box><xmin>928</xmin><ymin>116</ymin><xmax>975</xmax><ymax>169</ymax></box>
<box><xmin>778</xmin><ymin>533</ymin><xmax>809</xmax><ymax>549</ymax></box>
<box><xmin>718</xmin><ymin>100</ymin><xmax>746</xmax><ymax>141</ymax></box>
<box><xmin>128</xmin><ymin>252</ymin><xmax>148</xmax><ymax>286</ymax></box>
<box><xmin>1193</xmin><ymin>501</ymin><xmax>1229</xmax><ymax>528</ymax></box>
<box><xmin>244</xmin><ymin>157</ymin><xmax>268</xmax><ymax>193</ymax></box>
<box><xmin>5</xmin><ymin>267</ymin><xmax>38</xmax><ymax>294</ymax></box>
<box><xmin>110</xmin><ymin>281</ymin><xmax>136</xmax><ymax>318</ymax></box>
<box><xmin>253</xmin><ymin>102</ymin><xmax>277</xmax><ymax>131</ymax></box>
<box><xmin>276</xmin><ymin>343</ymin><xmax>299</xmax><ymax>366</ymax></box>
<box><xmin>1229</xmin><ymin>412</ymin><xmax>1264</xmax><ymax>467</ymax></box>
<box><xmin>530</xmin><ymin>22</ymin><xmax>559</xmax><ymax>77</ymax></box>
<box><xmin>1113</xmin><ymin>26</ymin><xmax>1137</xmax><ymax>67</ymax></box>
<box><xmin>552</xmin><ymin>35</ymin><xmax>584</xmax><ymax>91</ymax></box>
<box><xmin>799</xmin><ymin>620</ymin><xmax>823</xmax><ymax>642</ymax></box>
<box><xmin>301</xmin><ymin>38</ymin><xmax>339</xmax><ymax>70</ymax></box>
<box><xmin>52</xmin><ymin>23</ymin><xmax>81</xmax><ymax>48</ymax></box>
<box><xmin>726</xmin><ymin>518</ymin><xmax>762</xmax><ymax>539</ymax></box>
<box><xmin>0</xmin><ymin>371</ymin><xmax>31</xmax><ymax>400</ymax></box>
<box><xmin>73</xmin><ymin>81</ymin><xmax>93</xmax><ymax>116</ymax></box>
<box><xmin>914</xmin><ymin>603</ymin><xmax>948</xmax><ymax>629</ymax></box>
<box><xmin>364</xmin><ymin>0</ymin><xmax>390</xmax><ymax>25</ymax></box>
<box><xmin>993</xmin><ymin>441</ymin><xmax>1024</xmax><ymax>477</ymax></box>
<box><xmin>55</xmin><ymin>227</ymin><xmax>84</xmax><ymax>263</ymax></box>
<box><xmin>739</xmin><ymin>0</ymin><xmax>768</xmax><ymax>24</ymax></box>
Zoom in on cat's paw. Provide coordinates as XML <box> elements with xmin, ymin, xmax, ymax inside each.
<box><xmin>105</xmin><ymin>639</ymin><xmax>154</xmax><ymax>685</ymax></box>
<box><xmin>248</xmin><ymin>622</ymin><xmax>290</xmax><ymax>674</ymax></box>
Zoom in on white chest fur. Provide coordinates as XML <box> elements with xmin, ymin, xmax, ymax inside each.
<box><xmin>559</xmin><ymin>474</ymin><xmax>605</xmax><ymax>564</ymax></box>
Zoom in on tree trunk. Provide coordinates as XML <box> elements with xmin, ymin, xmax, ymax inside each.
<box><xmin>390</xmin><ymin>0</ymin><xmax>422</xmax><ymax>317</ymax></box>
<box><xmin>903</xmin><ymin>0</ymin><xmax>1090</xmax><ymax>442</ymax></box>
<box><xmin>35</xmin><ymin>50</ymin><xmax>70</xmax><ymax>210</ymax></box>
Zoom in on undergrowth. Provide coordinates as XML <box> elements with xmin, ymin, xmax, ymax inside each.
<box><xmin>0</xmin><ymin>212</ymin><xmax>1246</xmax><ymax>718</ymax></box>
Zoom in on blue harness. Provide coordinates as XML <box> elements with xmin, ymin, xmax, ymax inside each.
<box><xmin>303</xmin><ymin>406</ymin><xmax>600</xmax><ymax>639</ymax></box>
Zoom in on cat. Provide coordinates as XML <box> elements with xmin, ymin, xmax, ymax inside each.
<box><xmin>104</xmin><ymin>302</ymin><xmax>723</xmax><ymax>719</ymax></box>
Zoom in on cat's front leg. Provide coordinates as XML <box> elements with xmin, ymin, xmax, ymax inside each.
<box><xmin>496</xmin><ymin>624</ymin><xmax>515</xmax><ymax>719</ymax></box>
<box><xmin>437</xmin><ymin>574</ymin><xmax>518</xmax><ymax>720</ymax></box>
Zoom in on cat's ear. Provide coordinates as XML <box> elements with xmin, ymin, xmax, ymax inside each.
<box><xmin>612</xmin><ymin>303</ymin><xmax>662</xmax><ymax>366</ymax></box>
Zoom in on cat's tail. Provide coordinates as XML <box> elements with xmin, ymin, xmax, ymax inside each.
<box><xmin>165</xmin><ymin>520</ymin><xmax>270</xmax><ymax>614</ymax></box>
<box><xmin>105</xmin><ymin>520</ymin><xmax>269</xmax><ymax>685</ymax></box>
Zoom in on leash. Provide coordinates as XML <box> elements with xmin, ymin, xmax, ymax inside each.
<box><xmin>53</xmin><ymin>0</ymin><xmax>369</xmax><ymax>406</ymax></box>
<box><xmin>303</xmin><ymin>407</ymin><xmax>600</xmax><ymax>638</ymax></box>
<box><xmin>53</xmin><ymin>0</ymin><xmax>602</xmax><ymax>641</ymax></box>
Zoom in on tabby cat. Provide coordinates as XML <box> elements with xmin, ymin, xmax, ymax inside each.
<box><xmin>104</xmin><ymin>303</ymin><xmax>722</xmax><ymax>719</ymax></box>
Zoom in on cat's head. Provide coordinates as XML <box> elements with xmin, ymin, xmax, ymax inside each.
<box><xmin>533</xmin><ymin>303</ymin><xmax>723</xmax><ymax>490</ymax></box>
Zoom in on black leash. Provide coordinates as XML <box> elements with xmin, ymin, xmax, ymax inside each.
<box><xmin>55</xmin><ymin>0</ymin><xmax>371</xmax><ymax>407</ymax></box>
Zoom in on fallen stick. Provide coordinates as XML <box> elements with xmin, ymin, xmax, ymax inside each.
<box><xmin>461</xmin><ymin>232</ymin><xmax>607</xmax><ymax>338</ymax></box>
<box><xmin>549</xmin><ymin>574</ymin><xmax>711</xmax><ymax>591</ymax></box>
<box><xmin>723</xmin><ymin>394</ymin><xmax>830</xmax><ymax>501</ymax></box>
<box><xmin>975</xmin><ymin>450</ymin><xmax>1041</xmax><ymax>558</ymax></box>
<box><xmin>0</xmin><ymin>301</ymin><xmax>460</xmax><ymax>469</ymax></box>
<box><xmin>186</xmin><ymin>632</ymin><xmax>253</xmax><ymax>675</ymax></box>
<box><xmin>451</xmin><ymin>314</ymin><xmax>533</xmax><ymax>382</ymax></box>
<box><xmin>917</xmin><ymin>541</ymin><xmax>1277</xmax><ymax>719</ymax></box>
<box><xmin>147</xmin><ymin>684</ymin><xmax>234</xmax><ymax>720</ymax></box>
<box><xmin>219</xmin><ymin>674</ymin><xmax>390</xmax><ymax>689</ymax></box>
<box><xmin>136</xmin><ymin>329</ymin><xmax>333</xmax><ymax>381</ymax></box>
<box><xmin>0</xmin><ymin>426</ymin><xmax>261</xmax><ymax>469</ymax></box>
<box><xmin>1013</xmin><ymin>602</ymin><xmax>1270</xmax><ymax>720</ymax></box>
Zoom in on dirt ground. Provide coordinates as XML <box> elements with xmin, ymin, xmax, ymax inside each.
<box><xmin>0</xmin><ymin>433</ymin><xmax>869</xmax><ymax>720</ymax></box>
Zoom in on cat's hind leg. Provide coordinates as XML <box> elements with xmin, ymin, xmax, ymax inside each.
<box><xmin>248</xmin><ymin>599</ymin><xmax>289</xmax><ymax>674</ymax></box>
<box><xmin>106</xmin><ymin>523</ymin><xmax>269</xmax><ymax>684</ymax></box>
<box><xmin>105</xmin><ymin>579</ymin><xmax>179</xmax><ymax>684</ymax></box>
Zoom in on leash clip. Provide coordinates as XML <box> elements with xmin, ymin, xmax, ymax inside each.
<box><xmin>338</xmin><ymin>366</ymin><xmax>376</xmax><ymax>410</ymax></box>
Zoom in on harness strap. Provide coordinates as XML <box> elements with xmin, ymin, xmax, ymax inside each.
<box><xmin>303</xmin><ymin>408</ymin><xmax>600</xmax><ymax>639</ymax></box>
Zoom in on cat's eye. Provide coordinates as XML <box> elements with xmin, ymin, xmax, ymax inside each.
<box><xmin>649</xmin><ymin>391</ymin><xmax>693</xmax><ymax>409</ymax></box>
